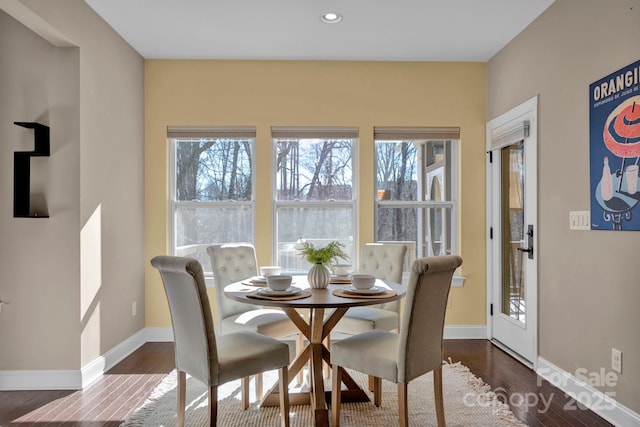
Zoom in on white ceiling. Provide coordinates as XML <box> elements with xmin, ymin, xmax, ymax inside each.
<box><xmin>85</xmin><ymin>0</ymin><xmax>554</xmax><ymax>62</ymax></box>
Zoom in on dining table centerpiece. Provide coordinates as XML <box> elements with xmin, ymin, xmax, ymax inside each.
<box><xmin>297</xmin><ymin>241</ymin><xmax>350</xmax><ymax>289</ymax></box>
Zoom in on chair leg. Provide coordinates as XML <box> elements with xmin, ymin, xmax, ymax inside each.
<box><xmin>434</xmin><ymin>367</ymin><xmax>446</xmax><ymax>427</ymax></box>
<box><xmin>398</xmin><ymin>382</ymin><xmax>408</xmax><ymax>427</ymax></box>
<box><xmin>331</xmin><ymin>364</ymin><xmax>342</xmax><ymax>427</ymax></box>
<box><xmin>177</xmin><ymin>370</ymin><xmax>186</xmax><ymax>427</ymax></box>
<box><xmin>278</xmin><ymin>366</ymin><xmax>290</xmax><ymax>427</ymax></box>
<box><xmin>255</xmin><ymin>373</ymin><xmax>264</xmax><ymax>400</ymax></box>
<box><xmin>241</xmin><ymin>376</ymin><xmax>250</xmax><ymax>409</ymax></box>
<box><xmin>323</xmin><ymin>335</ymin><xmax>331</xmax><ymax>379</ymax></box>
<box><xmin>368</xmin><ymin>374</ymin><xmax>375</xmax><ymax>392</ymax></box>
<box><xmin>373</xmin><ymin>377</ymin><xmax>382</xmax><ymax>407</ymax></box>
<box><xmin>208</xmin><ymin>385</ymin><xmax>218</xmax><ymax>426</ymax></box>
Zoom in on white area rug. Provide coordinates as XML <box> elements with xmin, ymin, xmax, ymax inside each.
<box><xmin>122</xmin><ymin>362</ymin><xmax>527</xmax><ymax>426</ymax></box>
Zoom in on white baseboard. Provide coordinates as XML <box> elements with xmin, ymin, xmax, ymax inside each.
<box><xmin>144</xmin><ymin>326</ymin><xmax>174</xmax><ymax>342</ymax></box>
<box><xmin>537</xmin><ymin>357</ymin><xmax>640</xmax><ymax>427</ymax></box>
<box><xmin>0</xmin><ymin>369</ymin><xmax>81</xmax><ymax>390</ymax></box>
<box><xmin>0</xmin><ymin>328</ymin><xmax>149</xmax><ymax>391</ymax></box>
<box><xmin>443</xmin><ymin>325</ymin><xmax>487</xmax><ymax>339</ymax></box>
<box><xmin>0</xmin><ymin>325</ymin><xmax>480</xmax><ymax>390</ymax></box>
<box><xmin>11</xmin><ymin>321</ymin><xmax>640</xmax><ymax>427</ymax></box>
<box><xmin>80</xmin><ymin>328</ymin><xmax>147</xmax><ymax>388</ymax></box>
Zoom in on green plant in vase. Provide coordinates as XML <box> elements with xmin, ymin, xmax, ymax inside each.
<box><xmin>297</xmin><ymin>241</ymin><xmax>350</xmax><ymax>289</ymax></box>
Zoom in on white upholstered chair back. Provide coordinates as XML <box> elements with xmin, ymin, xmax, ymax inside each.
<box><xmin>151</xmin><ymin>255</ymin><xmax>291</xmax><ymax>426</ymax></box>
<box><xmin>207</xmin><ymin>244</ymin><xmax>260</xmax><ymax>325</ymax></box>
<box><xmin>150</xmin><ymin>256</ymin><xmax>219</xmax><ymax>385</ymax></box>
<box><xmin>359</xmin><ymin>243</ymin><xmax>408</xmax><ymax>312</ymax></box>
<box><xmin>398</xmin><ymin>255</ymin><xmax>462</xmax><ymax>383</ymax></box>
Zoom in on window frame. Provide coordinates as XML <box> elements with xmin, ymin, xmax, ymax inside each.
<box><xmin>373</xmin><ymin>127</ymin><xmax>460</xmax><ymax>275</ymax></box>
<box><xmin>168</xmin><ymin>127</ymin><xmax>257</xmax><ymax>278</ymax></box>
<box><xmin>271</xmin><ymin>127</ymin><xmax>359</xmax><ymax>271</ymax></box>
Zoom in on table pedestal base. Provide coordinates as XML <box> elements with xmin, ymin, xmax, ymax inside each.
<box><xmin>260</xmin><ymin>307</ymin><xmax>371</xmax><ymax>426</ymax></box>
<box><xmin>261</xmin><ymin>385</ymin><xmax>370</xmax><ymax>407</ymax></box>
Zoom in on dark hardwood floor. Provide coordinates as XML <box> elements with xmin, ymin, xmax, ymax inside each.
<box><xmin>0</xmin><ymin>340</ymin><xmax>613</xmax><ymax>426</ymax></box>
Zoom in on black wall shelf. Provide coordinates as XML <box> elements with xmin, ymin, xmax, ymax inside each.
<box><xmin>13</xmin><ymin>122</ymin><xmax>50</xmax><ymax>218</ymax></box>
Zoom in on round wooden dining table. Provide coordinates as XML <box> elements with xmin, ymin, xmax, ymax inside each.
<box><xmin>224</xmin><ymin>276</ymin><xmax>405</xmax><ymax>427</ymax></box>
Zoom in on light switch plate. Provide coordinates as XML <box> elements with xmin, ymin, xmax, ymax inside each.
<box><xmin>570</xmin><ymin>211</ymin><xmax>590</xmax><ymax>230</ymax></box>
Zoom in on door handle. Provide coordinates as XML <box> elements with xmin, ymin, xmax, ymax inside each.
<box><xmin>517</xmin><ymin>225</ymin><xmax>534</xmax><ymax>259</ymax></box>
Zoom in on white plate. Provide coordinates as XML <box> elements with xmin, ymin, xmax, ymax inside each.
<box><xmin>257</xmin><ymin>286</ymin><xmax>301</xmax><ymax>296</ymax></box>
<box><xmin>343</xmin><ymin>285</ymin><xmax>387</xmax><ymax>295</ymax></box>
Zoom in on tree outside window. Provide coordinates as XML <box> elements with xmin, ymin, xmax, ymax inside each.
<box><xmin>272</xmin><ymin>128</ymin><xmax>357</xmax><ymax>271</ymax></box>
<box><xmin>169</xmin><ymin>128</ymin><xmax>256</xmax><ymax>274</ymax></box>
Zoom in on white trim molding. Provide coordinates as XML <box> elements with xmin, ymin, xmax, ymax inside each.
<box><xmin>0</xmin><ymin>369</ymin><xmax>81</xmax><ymax>391</ymax></box>
<box><xmin>0</xmin><ymin>325</ymin><xmax>483</xmax><ymax>390</ymax></box>
<box><xmin>443</xmin><ymin>325</ymin><xmax>487</xmax><ymax>340</ymax></box>
<box><xmin>144</xmin><ymin>326</ymin><xmax>174</xmax><ymax>342</ymax></box>
<box><xmin>537</xmin><ymin>357</ymin><xmax>640</xmax><ymax>427</ymax></box>
<box><xmin>0</xmin><ymin>328</ymin><xmax>152</xmax><ymax>391</ymax></box>
<box><xmin>80</xmin><ymin>328</ymin><xmax>147</xmax><ymax>388</ymax></box>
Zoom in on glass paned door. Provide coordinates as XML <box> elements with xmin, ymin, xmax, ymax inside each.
<box><xmin>487</xmin><ymin>96</ymin><xmax>537</xmax><ymax>367</ymax></box>
<box><xmin>501</xmin><ymin>142</ymin><xmax>525</xmax><ymax>322</ymax></box>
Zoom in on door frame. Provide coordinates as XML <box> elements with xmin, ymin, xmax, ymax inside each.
<box><xmin>485</xmin><ymin>95</ymin><xmax>538</xmax><ymax>369</ymax></box>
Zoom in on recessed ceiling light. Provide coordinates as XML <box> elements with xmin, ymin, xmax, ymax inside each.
<box><xmin>320</xmin><ymin>12</ymin><xmax>343</xmax><ymax>24</ymax></box>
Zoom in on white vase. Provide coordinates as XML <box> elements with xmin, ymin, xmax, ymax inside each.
<box><xmin>307</xmin><ymin>263</ymin><xmax>330</xmax><ymax>289</ymax></box>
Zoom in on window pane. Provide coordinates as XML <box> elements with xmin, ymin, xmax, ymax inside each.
<box><xmin>374</xmin><ymin>134</ymin><xmax>457</xmax><ymax>266</ymax></box>
<box><xmin>375</xmin><ymin>140</ymin><xmax>418</xmax><ymax>201</ymax></box>
<box><xmin>376</xmin><ymin>207</ymin><xmax>418</xmax><ymax>241</ymax></box>
<box><xmin>376</xmin><ymin>206</ymin><xmax>452</xmax><ymax>256</ymax></box>
<box><xmin>276</xmin><ymin>206</ymin><xmax>355</xmax><ymax>271</ymax></box>
<box><xmin>175</xmin><ymin>138</ymin><xmax>253</xmax><ymax>202</ymax></box>
<box><xmin>426</xmin><ymin>206</ymin><xmax>453</xmax><ymax>256</ymax></box>
<box><xmin>276</xmin><ymin>138</ymin><xmax>353</xmax><ymax>201</ymax></box>
<box><xmin>174</xmin><ymin>205</ymin><xmax>254</xmax><ymax>272</ymax></box>
<box><xmin>425</xmin><ymin>141</ymin><xmax>452</xmax><ymax>201</ymax></box>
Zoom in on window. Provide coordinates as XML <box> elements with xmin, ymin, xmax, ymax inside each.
<box><xmin>272</xmin><ymin>127</ymin><xmax>358</xmax><ymax>271</ymax></box>
<box><xmin>169</xmin><ymin>127</ymin><xmax>256</xmax><ymax>274</ymax></box>
<box><xmin>374</xmin><ymin>127</ymin><xmax>459</xmax><ymax>268</ymax></box>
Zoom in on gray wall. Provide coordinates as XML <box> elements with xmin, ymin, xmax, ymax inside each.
<box><xmin>0</xmin><ymin>0</ymin><xmax>144</xmax><ymax>371</ymax></box>
<box><xmin>0</xmin><ymin>9</ymin><xmax>81</xmax><ymax>370</ymax></box>
<box><xmin>488</xmin><ymin>0</ymin><xmax>640</xmax><ymax>412</ymax></box>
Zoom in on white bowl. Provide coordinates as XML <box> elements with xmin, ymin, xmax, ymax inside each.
<box><xmin>260</xmin><ymin>265</ymin><xmax>282</xmax><ymax>277</ymax></box>
<box><xmin>333</xmin><ymin>264</ymin><xmax>353</xmax><ymax>276</ymax></box>
<box><xmin>267</xmin><ymin>274</ymin><xmax>292</xmax><ymax>291</ymax></box>
<box><xmin>351</xmin><ymin>274</ymin><xmax>376</xmax><ymax>290</ymax></box>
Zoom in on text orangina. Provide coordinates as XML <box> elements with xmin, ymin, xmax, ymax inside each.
<box><xmin>593</xmin><ymin>65</ymin><xmax>640</xmax><ymax>101</ymax></box>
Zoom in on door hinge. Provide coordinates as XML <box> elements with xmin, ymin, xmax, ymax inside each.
<box><xmin>490</xmin><ymin>227</ymin><xmax>493</xmax><ymax>239</ymax></box>
<box><xmin>490</xmin><ymin>303</ymin><xmax>494</xmax><ymax>316</ymax></box>
<box><xmin>488</xmin><ymin>151</ymin><xmax>493</xmax><ymax>163</ymax></box>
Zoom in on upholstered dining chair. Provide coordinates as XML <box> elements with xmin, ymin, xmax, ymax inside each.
<box><xmin>329</xmin><ymin>243</ymin><xmax>407</xmax><ymax>383</ymax></box>
<box><xmin>333</xmin><ymin>243</ymin><xmax>408</xmax><ymax>335</ymax></box>
<box><xmin>206</xmin><ymin>244</ymin><xmax>301</xmax><ymax>399</ymax></box>
<box><xmin>331</xmin><ymin>255</ymin><xmax>463</xmax><ymax>427</ymax></box>
<box><xmin>150</xmin><ymin>255</ymin><xmax>290</xmax><ymax>427</ymax></box>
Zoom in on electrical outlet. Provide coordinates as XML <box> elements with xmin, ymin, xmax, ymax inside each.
<box><xmin>132</xmin><ymin>301</ymin><xmax>137</xmax><ymax>317</ymax></box>
<box><xmin>612</xmin><ymin>348</ymin><xmax>622</xmax><ymax>374</ymax></box>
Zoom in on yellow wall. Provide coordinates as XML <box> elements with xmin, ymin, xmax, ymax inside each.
<box><xmin>145</xmin><ymin>60</ymin><xmax>487</xmax><ymax>327</ymax></box>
